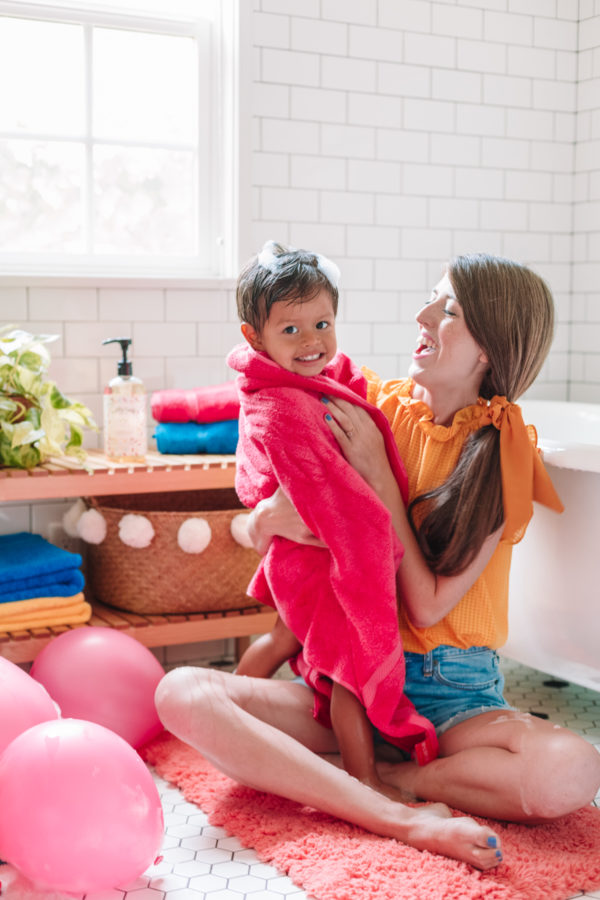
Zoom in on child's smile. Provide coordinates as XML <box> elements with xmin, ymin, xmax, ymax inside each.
<box><xmin>243</xmin><ymin>287</ymin><xmax>338</xmax><ymax>376</ymax></box>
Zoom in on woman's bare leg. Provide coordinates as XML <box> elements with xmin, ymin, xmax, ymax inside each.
<box><xmin>377</xmin><ymin>708</ymin><xmax>600</xmax><ymax>822</ymax></box>
<box><xmin>155</xmin><ymin>667</ymin><xmax>503</xmax><ymax>869</ymax></box>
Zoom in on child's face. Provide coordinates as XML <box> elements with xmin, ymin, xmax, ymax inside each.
<box><xmin>243</xmin><ymin>288</ymin><xmax>337</xmax><ymax>376</ymax></box>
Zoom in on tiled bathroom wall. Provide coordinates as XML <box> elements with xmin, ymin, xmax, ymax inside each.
<box><xmin>250</xmin><ymin>0</ymin><xmax>584</xmax><ymax>398</ymax></box>
<box><xmin>572</xmin><ymin>2</ymin><xmax>600</xmax><ymax>402</ymax></box>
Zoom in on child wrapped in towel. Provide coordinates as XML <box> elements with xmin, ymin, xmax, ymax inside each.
<box><xmin>227</xmin><ymin>241</ymin><xmax>438</xmax><ymax>802</ymax></box>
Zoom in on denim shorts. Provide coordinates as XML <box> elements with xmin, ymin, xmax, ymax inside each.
<box><xmin>402</xmin><ymin>645</ymin><xmax>512</xmax><ymax>735</ymax></box>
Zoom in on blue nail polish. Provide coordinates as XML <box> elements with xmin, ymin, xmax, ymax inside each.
<box><xmin>320</xmin><ymin>396</ymin><xmax>329</xmax><ymax>404</ymax></box>
<box><xmin>325</xmin><ymin>413</ymin><xmax>332</xmax><ymax>421</ymax></box>
<box><xmin>486</xmin><ymin>836</ymin><xmax>497</xmax><ymax>848</ymax></box>
<box><xmin>496</xmin><ymin>850</ymin><xmax>503</xmax><ymax>860</ymax></box>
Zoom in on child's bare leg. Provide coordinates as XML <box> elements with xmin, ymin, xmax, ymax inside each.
<box><xmin>235</xmin><ymin>614</ymin><xmax>301</xmax><ymax>678</ymax></box>
<box><xmin>155</xmin><ymin>666</ymin><xmax>503</xmax><ymax>870</ymax></box>
<box><xmin>330</xmin><ymin>681</ymin><xmax>412</xmax><ymax>802</ymax></box>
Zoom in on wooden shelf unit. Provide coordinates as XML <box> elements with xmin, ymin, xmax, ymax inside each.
<box><xmin>0</xmin><ymin>451</ymin><xmax>277</xmax><ymax>662</ymax></box>
<box><xmin>0</xmin><ymin>449</ymin><xmax>239</xmax><ymax>502</ymax></box>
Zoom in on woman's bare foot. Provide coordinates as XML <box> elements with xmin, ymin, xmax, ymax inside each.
<box><xmin>397</xmin><ymin>804</ymin><xmax>503</xmax><ymax>870</ymax></box>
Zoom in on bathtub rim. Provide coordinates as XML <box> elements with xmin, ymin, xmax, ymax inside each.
<box><xmin>518</xmin><ymin>399</ymin><xmax>600</xmax><ymax>474</ymax></box>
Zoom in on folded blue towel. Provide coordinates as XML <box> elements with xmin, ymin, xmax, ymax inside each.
<box><xmin>0</xmin><ymin>532</ymin><xmax>85</xmax><ymax>602</ymax></box>
<box><xmin>154</xmin><ymin>419</ymin><xmax>239</xmax><ymax>455</ymax></box>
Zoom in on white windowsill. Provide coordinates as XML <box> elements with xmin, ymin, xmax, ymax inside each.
<box><xmin>0</xmin><ymin>272</ymin><xmax>237</xmax><ymax>289</ymax></box>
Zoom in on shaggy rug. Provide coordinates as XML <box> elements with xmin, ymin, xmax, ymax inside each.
<box><xmin>141</xmin><ymin>731</ymin><xmax>600</xmax><ymax>900</ymax></box>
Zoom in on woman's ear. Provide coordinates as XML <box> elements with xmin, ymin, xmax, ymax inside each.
<box><xmin>478</xmin><ymin>349</ymin><xmax>489</xmax><ymax>365</ymax></box>
<box><xmin>241</xmin><ymin>322</ymin><xmax>263</xmax><ymax>350</ymax></box>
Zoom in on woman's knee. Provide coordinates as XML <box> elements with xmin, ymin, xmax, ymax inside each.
<box><xmin>522</xmin><ymin>729</ymin><xmax>600</xmax><ymax>820</ymax></box>
<box><xmin>154</xmin><ymin>665</ymin><xmax>222</xmax><ymax>737</ymax></box>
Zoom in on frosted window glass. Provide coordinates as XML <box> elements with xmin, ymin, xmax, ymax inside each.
<box><xmin>93</xmin><ymin>28</ymin><xmax>198</xmax><ymax>144</ymax></box>
<box><xmin>0</xmin><ymin>139</ymin><xmax>84</xmax><ymax>252</ymax></box>
<box><xmin>0</xmin><ymin>18</ymin><xmax>84</xmax><ymax>136</ymax></box>
<box><xmin>93</xmin><ymin>145</ymin><xmax>196</xmax><ymax>255</ymax></box>
<box><xmin>0</xmin><ymin>6</ymin><xmax>218</xmax><ymax>273</ymax></box>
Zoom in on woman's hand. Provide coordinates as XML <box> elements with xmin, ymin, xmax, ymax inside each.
<box><xmin>247</xmin><ymin>487</ymin><xmax>326</xmax><ymax>555</ymax></box>
<box><xmin>321</xmin><ymin>397</ymin><xmax>389</xmax><ymax>489</ymax></box>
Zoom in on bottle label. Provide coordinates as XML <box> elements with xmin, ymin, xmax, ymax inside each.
<box><xmin>103</xmin><ymin>394</ymin><xmax>147</xmax><ymax>459</ymax></box>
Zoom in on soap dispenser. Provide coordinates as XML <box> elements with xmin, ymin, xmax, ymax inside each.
<box><xmin>102</xmin><ymin>337</ymin><xmax>147</xmax><ymax>462</ymax></box>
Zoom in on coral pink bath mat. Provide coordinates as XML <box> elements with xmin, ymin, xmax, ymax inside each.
<box><xmin>141</xmin><ymin>732</ymin><xmax>600</xmax><ymax>900</ymax></box>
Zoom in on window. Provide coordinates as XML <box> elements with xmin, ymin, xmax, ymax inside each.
<box><xmin>0</xmin><ymin>0</ymin><xmax>244</xmax><ymax>278</ymax></box>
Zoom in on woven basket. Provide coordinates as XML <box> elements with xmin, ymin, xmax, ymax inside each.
<box><xmin>85</xmin><ymin>489</ymin><xmax>261</xmax><ymax>615</ymax></box>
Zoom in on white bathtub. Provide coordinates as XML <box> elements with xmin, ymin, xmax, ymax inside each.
<box><xmin>501</xmin><ymin>400</ymin><xmax>600</xmax><ymax>691</ymax></box>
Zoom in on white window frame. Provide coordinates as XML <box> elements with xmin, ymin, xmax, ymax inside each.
<box><xmin>0</xmin><ymin>0</ymin><xmax>250</xmax><ymax>281</ymax></box>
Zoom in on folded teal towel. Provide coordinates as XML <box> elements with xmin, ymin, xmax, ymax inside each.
<box><xmin>154</xmin><ymin>419</ymin><xmax>239</xmax><ymax>454</ymax></box>
<box><xmin>0</xmin><ymin>532</ymin><xmax>85</xmax><ymax>602</ymax></box>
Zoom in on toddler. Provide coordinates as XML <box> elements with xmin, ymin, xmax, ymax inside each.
<box><xmin>227</xmin><ymin>241</ymin><xmax>437</xmax><ymax>799</ymax></box>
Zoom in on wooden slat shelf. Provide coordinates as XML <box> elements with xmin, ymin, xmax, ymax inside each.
<box><xmin>0</xmin><ymin>601</ymin><xmax>278</xmax><ymax>664</ymax></box>
<box><xmin>0</xmin><ymin>449</ymin><xmax>237</xmax><ymax>502</ymax></box>
<box><xmin>0</xmin><ymin>450</ymin><xmax>278</xmax><ymax>662</ymax></box>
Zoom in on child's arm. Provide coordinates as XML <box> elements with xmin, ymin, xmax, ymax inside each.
<box><xmin>235</xmin><ymin>614</ymin><xmax>301</xmax><ymax>678</ymax></box>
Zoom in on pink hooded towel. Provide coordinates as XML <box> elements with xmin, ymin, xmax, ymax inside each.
<box><xmin>227</xmin><ymin>343</ymin><xmax>438</xmax><ymax>764</ymax></box>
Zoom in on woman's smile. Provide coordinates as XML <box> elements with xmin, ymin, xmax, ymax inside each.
<box><xmin>413</xmin><ymin>333</ymin><xmax>438</xmax><ymax>358</ymax></box>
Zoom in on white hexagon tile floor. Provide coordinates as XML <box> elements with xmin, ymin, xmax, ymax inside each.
<box><xmin>2</xmin><ymin>658</ymin><xmax>600</xmax><ymax>900</ymax></box>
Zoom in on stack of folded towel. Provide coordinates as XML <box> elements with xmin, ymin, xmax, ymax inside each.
<box><xmin>0</xmin><ymin>532</ymin><xmax>91</xmax><ymax>631</ymax></box>
<box><xmin>151</xmin><ymin>381</ymin><xmax>240</xmax><ymax>454</ymax></box>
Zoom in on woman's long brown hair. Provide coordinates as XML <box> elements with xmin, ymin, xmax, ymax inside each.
<box><xmin>408</xmin><ymin>254</ymin><xmax>555</xmax><ymax>575</ymax></box>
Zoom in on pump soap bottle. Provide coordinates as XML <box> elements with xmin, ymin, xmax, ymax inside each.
<box><xmin>102</xmin><ymin>338</ymin><xmax>147</xmax><ymax>462</ymax></box>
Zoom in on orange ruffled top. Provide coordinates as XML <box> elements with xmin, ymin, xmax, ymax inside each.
<box><xmin>366</xmin><ymin>372</ymin><xmax>563</xmax><ymax>654</ymax></box>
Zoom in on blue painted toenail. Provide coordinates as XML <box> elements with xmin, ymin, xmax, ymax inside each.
<box><xmin>487</xmin><ymin>836</ymin><xmax>497</xmax><ymax>848</ymax></box>
<box><xmin>496</xmin><ymin>850</ymin><xmax>503</xmax><ymax>860</ymax></box>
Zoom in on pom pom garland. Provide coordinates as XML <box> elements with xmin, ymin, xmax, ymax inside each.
<box><xmin>230</xmin><ymin>513</ymin><xmax>254</xmax><ymax>549</ymax></box>
<box><xmin>177</xmin><ymin>518</ymin><xmax>212</xmax><ymax>554</ymax></box>
<box><xmin>76</xmin><ymin>508</ymin><xmax>107</xmax><ymax>545</ymax></box>
<box><xmin>62</xmin><ymin>498</ymin><xmax>86</xmax><ymax>538</ymax></box>
<box><xmin>118</xmin><ymin>514</ymin><xmax>155</xmax><ymax>549</ymax></box>
<box><xmin>75</xmin><ymin>509</ymin><xmax>253</xmax><ymax>556</ymax></box>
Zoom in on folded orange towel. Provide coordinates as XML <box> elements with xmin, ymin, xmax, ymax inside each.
<box><xmin>0</xmin><ymin>593</ymin><xmax>92</xmax><ymax>631</ymax></box>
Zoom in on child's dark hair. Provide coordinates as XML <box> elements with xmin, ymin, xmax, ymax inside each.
<box><xmin>236</xmin><ymin>241</ymin><xmax>339</xmax><ymax>331</ymax></box>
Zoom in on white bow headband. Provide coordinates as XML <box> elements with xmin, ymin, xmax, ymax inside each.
<box><xmin>257</xmin><ymin>241</ymin><xmax>340</xmax><ymax>290</ymax></box>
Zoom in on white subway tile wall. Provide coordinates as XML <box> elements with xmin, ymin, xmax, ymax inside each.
<box><xmin>248</xmin><ymin>0</ymin><xmax>598</xmax><ymax>401</ymax></box>
<box><xmin>572</xmin><ymin>2</ymin><xmax>600</xmax><ymax>402</ymax></box>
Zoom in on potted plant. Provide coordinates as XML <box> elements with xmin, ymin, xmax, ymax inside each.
<box><xmin>0</xmin><ymin>325</ymin><xmax>96</xmax><ymax>469</ymax></box>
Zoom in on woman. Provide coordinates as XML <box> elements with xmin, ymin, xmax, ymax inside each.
<box><xmin>155</xmin><ymin>253</ymin><xmax>600</xmax><ymax>870</ymax></box>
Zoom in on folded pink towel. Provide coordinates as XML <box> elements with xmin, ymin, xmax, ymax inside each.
<box><xmin>227</xmin><ymin>343</ymin><xmax>438</xmax><ymax>764</ymax></box>
<box><xmin>151</xmin><ymin>382</ymin><xmax>240</xmax><ymax>424</ymax></box>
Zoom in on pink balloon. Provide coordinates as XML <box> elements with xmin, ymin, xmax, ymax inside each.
<box><xmin>31</xmin><ymin>627</ymin><xmax>165</xmax><ymax>747</ymax></box>
<box><xmin>0</xmin><ymin>718</ymin><xmax>164</xmax><ymax>893</ymax></box>
<box><xmin>0</xmin><ymin>656</ymin><xmax>59</xmax><ymax>755</ymax></box>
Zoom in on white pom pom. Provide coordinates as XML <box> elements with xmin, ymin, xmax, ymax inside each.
<box><xmin>230</xmin><ymin>513</ymin><xmax>254</xmax><ymax>548</ymax></box>
<box><xmin>62</xmin><ymin>498</ymin><xmax>86</xmax><ymax>538</ymax></box>
<box><xmin>177</xmin><ymin>517</ymin><xmax>211</xmax><ymax>554</ymax></box>
<box><xmin>118</xmin><ymin>514</ymin><xmax>155</xmax><ymax>549</ymax></box>
<box><xmin>76</xmin><ymin>508</ymin><xmax>107</xmax><ymax>545</ymax></box>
